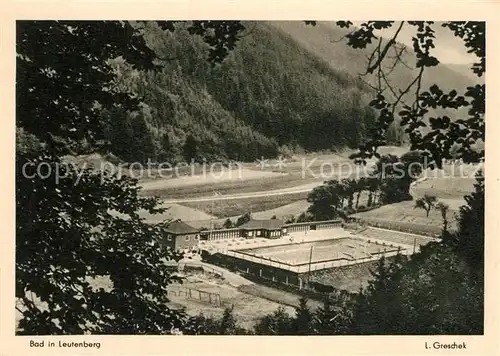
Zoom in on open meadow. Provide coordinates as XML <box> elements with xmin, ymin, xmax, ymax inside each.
<box><xmin>352</xmin><ymin>200</ymin><xmax>460</xmax><ymax>231</ymax></box>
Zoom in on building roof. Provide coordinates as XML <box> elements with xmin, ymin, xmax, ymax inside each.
<box><xmin>239</xmin><ymin>219</ymin><xmax>284</xmax><ymax>230</ymax></box>
<box><xmin>165</xmin><ymin>220</ymin><xmax>199</xmax><ymax>235</ymax></box>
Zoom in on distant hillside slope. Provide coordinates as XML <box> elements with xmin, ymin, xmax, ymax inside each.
<box><xmin>106</xmin><ymin>21</ymin><xmax>477</xmax><ymax>164</ymax></box>
<box><xmin>445</xmin><ymin>63</ymin><xmax>485</xmax><ymax>83</ymax></box>
<box><xmin>270</xmin><ymin>21</ymin><xmax>476</xmax><ymax>97</ymax></box>
<box><xmin>270</xmin><ymin>21</ymin><xmax>478</xmax><ymax>140</ymax></box>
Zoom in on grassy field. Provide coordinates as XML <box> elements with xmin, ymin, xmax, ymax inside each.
<box><xmin>139</xmin><ymin>166</ymin><xmax>375</xmax><ymax>200</ymax></box>
<box><xmin>349</xmin><ymin>165</ymin><xmax>477</xmax><ymax>233</ymax></box>
<box><xmin>249</xmin><ymin>200</ymin><xmax>311</xmax><ymax>220</ymax></box>
<box><xmin>352</xmin><ymin>200</ymin><xmax>459</xmax><ymax>231</ymax></box>
<box><xmin>181</xmin><ymin>192</ymin><xmax>308</xmax><ymax>218</ymax></box>
<box><xmin>137</xmin><ymin>203</ymin><xmax>216</xmax><ymax>223</ymax></box>
<box><xmin>411</xmin><ymin>177</ymin><xmax>476</xmax><ymax>201</ymax></box>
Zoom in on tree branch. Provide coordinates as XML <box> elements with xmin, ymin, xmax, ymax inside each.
<box><xmin>330</xmin><ymin>28</ymin><xmax>358</xmax><ymax>43</ymax></box>
<box><xmin>364</xmin><ymin>21</ymin><xmax>405</xmax><ymax>75</ymax></box>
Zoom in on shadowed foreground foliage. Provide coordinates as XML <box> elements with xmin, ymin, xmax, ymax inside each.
<box><xmin>16</xmin><ymin>20</ymin><xmax>243</xmax><ymax>335</ymax></box>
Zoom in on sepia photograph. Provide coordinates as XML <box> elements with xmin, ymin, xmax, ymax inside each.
<box><xmin>12</xmin><ymin>16</ymin><xmax>487</xmax><ymax>344</ymax></box>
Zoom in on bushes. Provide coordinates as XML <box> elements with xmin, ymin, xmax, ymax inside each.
<box><xmin>355</xmin><ymin>204</ymin><xmax>381</xmax><ymax>213</ymax></box>
<box><xmin>344</xmin><ymin>207</ymin><xmax>356</xmax><ymax>215</ymax></box>
<box><xmin>242</xmin><ymin>272</ymin><xmax>333</xmax><ymax>301</ymax></box>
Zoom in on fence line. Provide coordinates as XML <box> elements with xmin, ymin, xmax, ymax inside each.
<box><xmin>168</xmin><ymin>287</ymin><xmax>223</xmax><ymax>307</ymax></box>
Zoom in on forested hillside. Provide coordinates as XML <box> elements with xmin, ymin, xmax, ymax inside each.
<box><xmin>105</xmin><ymin>21</ymin><xmax>474</xmax><ymax>164</ymax></box>
<box><xmin>106</xmin><ymin>22</ymin><xmax>377</xmax><ymax>163</ymax></box>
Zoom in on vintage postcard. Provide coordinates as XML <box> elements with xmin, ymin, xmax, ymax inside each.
<box><xmin>0</xmin><ymin>1</ymin><xmax>498</xmax><ymax>355</ymax></box>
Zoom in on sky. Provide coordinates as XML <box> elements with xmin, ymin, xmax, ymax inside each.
<box><xmin>357</xmin><ymin>21</ymin><xmax>477</xmax><ymax>65</ymax></box>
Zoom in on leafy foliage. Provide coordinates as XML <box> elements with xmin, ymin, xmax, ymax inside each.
<box><xmin>435</xmin><ymin>201</ymin><xmax>450</xmax><ymax>233</ymax></box>
<box><xmin>182</xmin><ymin>134</ymin><xmax>198</xmax><ymax>163</ymax></box>
<box><xmin>17</xmin><ymin>21</ymin><xmax>160</xmax><ymax>151</ymax></box>
<box><xmin>235</xmin><ymin>212</ymin><xmax>252</xmax><ymax>227</ymax></box>
<box><xmin>254</xmin><ymin>306</ymin><xmax>294</xmax><ymax>335</ymax></box>
<box><xmin>307</xmin><ymin>182</ymin><xmax>342</xmax><ymax>220</ymax></box>
<box><xmin>314</xmin><ymin>291</ymin><xmax>353</xmax><ymax>334</ymax></box>
<box><xmin>306</xmin><ymin>151</ymin><xmax>425</xmax><ymax>221</ymax></box>
<box><xmin>15</xmin><ymin>20</ymin><xmax>247</xmax><ymax>335</ymax></box>
<box><xmin>291</xmin><ymin>297</ymin><xmax>314</xmax><ymax>334</ymax></box>
<box><xmin>336</xmin><ymin>21</ymin><xmax>485</xmax><ymax>167</ymax></box>
<box><xmin>350</xmin><ymin>242</ymin><xmax>482</xmax><ymax>334</ymax></box>
<box><xmin>16</xmin><ymin>153</ymin><xmax>185</xmax><ymax>334</ymax></box>
<box><xmin>214</xmin><ymin>306</ymin><xmax>251</xmax><ymax>335</ymax></box>
<box><xmin>222</xmin><ymin>218</ymin><xmax>234</xmax><ymax>229</ymax></box>
<box><xmin>443</xmin><ymin>170</ymin><xmax>484</xmax><ymax>278</ymax></box>
<box><xmin>375</xmin><ymin>151</ymin><xmax>426</xmax><ymax>204</ymax></box>
<box><xmin>102</xmin><ymin>109</ymin><xmax>156</xmax><ymax>163</ymax></box>
<box><xmin>17</xmin><ymin>19</ymin><xmax>485</xmax><ymax>336</ymax></box>
<box><xmin>414</xmin><ymin>194</ymin><xmax>438</xmax><ymax>217</ymax></box>
<box><xmin>184</xmin><ymin>308</ymin><xmax>249</xmax><ymax>335</ymax></box>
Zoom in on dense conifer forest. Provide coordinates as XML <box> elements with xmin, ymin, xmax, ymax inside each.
<box><xmin>106</xmin><ymin>22</ymin><xmax>384</xmax><ymax>163</ymax></box>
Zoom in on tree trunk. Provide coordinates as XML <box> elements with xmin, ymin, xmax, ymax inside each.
<box><xmin>348</xmin><ymin>195</ymin><xmax>354</xmax><ymax>209</ymax></box>
<box><xmin>356</xmin><ymin>191</ymin><xmax>361</xmax><ymax>208</ymax></box>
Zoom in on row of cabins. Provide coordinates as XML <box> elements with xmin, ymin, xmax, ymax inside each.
<box><xmin>161</xmin><ymin>218</ymin><xmax>343</xmax><ymax>253</ymax></box>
